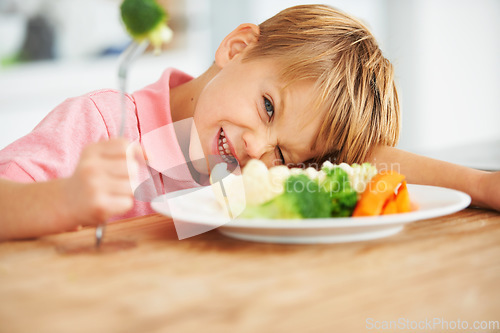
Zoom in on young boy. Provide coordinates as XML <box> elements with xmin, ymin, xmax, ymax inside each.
<box><xmin>0</xmin><ymin>5</ymin><xmax>498</xmax><ymax>240</ymax></box>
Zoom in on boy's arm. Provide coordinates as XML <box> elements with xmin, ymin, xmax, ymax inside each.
<box><xmin>366</xmin><ymin>145</ymin><xmax>499</xmax><ymax>211</ymax></box>
<box><xmin>0</xmin><ymin>178</ymin><xmax>79</xmax><ymax>240</ymax></box>
<box><xmin>0</xmin><ymin>139</ymin><xmax>136</xmax><ymax>241</ymax></box>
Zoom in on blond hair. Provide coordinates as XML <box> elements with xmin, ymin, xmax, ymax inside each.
<box><xmin>244</xmin><ymin>5</ymin><xmax>400</xmax><ymax>165</ymax></box>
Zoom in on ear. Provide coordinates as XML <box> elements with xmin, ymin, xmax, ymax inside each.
<box><xmin>215</xmin><ymin>23</ymin><xmax>260</xmax><ymax>68</ymax></box>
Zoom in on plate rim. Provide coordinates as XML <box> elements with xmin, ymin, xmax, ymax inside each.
<box><xmin>151</xmin><ymin>184</ymin><xmax>471</xmax><ymax>230</ymax></box>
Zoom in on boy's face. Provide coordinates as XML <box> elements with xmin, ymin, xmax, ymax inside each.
<box><xmin>191</xmin><ymin>56</ymin><xmax>325</xmax><ymax>173</ymax></box>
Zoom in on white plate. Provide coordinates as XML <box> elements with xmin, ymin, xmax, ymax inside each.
<box><xmin>151</xmin><ymin>184</ymin><xmax>471</xmax><ymax>244</ymax></box>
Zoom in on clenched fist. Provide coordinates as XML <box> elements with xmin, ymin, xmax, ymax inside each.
<box><xmin>62</xmin><ymin>138</ymin><xmax>140</xmax><ymax>226</ymax></box>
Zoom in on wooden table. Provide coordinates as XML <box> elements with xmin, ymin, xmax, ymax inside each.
<box><xmin>1</xmin><ymin>209</ymin><xmax>500</xmax><ymax>333</ymax></box>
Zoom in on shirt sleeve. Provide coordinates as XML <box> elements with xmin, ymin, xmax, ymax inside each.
<box><xmin>0</xmin><ymin>89</ymin><xmax>137</xmax><ymax>182</ymax></box>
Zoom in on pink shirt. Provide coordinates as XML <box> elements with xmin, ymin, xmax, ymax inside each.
<box><xmin>0</xmin><ymin>68</ymin><xmax>199</xmax><ymax>220</ymax></box>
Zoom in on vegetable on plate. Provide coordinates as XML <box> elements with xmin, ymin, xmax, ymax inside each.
<box><xmin>213</xmin><ymin>159</ymin><xmax>412</xmax><ymax>219</ymax></box>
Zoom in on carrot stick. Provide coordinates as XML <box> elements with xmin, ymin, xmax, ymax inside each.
<box><xmin>395</xmin><ymin>181</ymin><xmax>411</xmax><ymax>213</ymax></box>
<box><xmin>382</xmin><ymin>194</ymin><xmax>398</xmax><ymax>215</ymax></box>
<box><xmin>352</xmin><ymin>171</ymin><xmax>405</xmax><ymax>217</ymax></box>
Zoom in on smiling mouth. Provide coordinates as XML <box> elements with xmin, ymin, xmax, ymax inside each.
<box><xmin>218</xmin><ymin>128</ymin><xmax>237</xmax><ymax>164</ymax></box>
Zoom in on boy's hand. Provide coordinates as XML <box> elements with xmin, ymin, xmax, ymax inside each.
<box><xmin>62</xmin><ymin>138</ymin><xmax>138</xmax><ymax>226</ymax></box>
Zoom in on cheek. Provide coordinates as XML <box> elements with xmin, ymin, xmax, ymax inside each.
<box><xmin>188</xmin><ymin>125</ymin><xmax>210</xmax><ymax>175</ymax></box>
<box><xmin>193</xmin><ymin>81</ymin><xmax>225</xmax><ymax>125</ymax></box>
<box><xmin>249</xmin><ymin>153</ymin><xmax>278</xmax><ymax>169</ymax></box>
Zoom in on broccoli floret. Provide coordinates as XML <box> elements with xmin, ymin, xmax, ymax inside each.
<box><xmin>241</xmin><ymin>174</ymin><xmax>332</xmax><ymax>219</ymax></box>
<box><xmin>240</xmin><ymin>195</ymin><xmax>302</xmax><ymax>219</ymax></box>
<box><xmin>320</xmin><ymin>167</ymin><xmax>358</xmax><ymax>217</ymax></box>
<box><xmin>120</xmin><ymin>0</ymin><xmax>171</xmax><ymax>51</ymax></box>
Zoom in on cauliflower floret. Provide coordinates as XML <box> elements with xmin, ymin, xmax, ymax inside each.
<box><xmin>350</xmin><ymin>163</ymin><xmax>378</xmax><ymax>193</ymax></box>
<box><xmin>337</xmin><ymin>162</ymin><xmax>353</xmax><ymax>175</ymax></box>
<box><xmin>321</xmin><ymin>160</ymin><xmax>335</xmax><ymax>169</ymax></box>
<box><xmin>304</xmin><ymin>167</ymin><xmax>320</xmax><ymax>180</ymax></box>
<box><xmin>268</xmin><ymin>165</ymin><xmax>290</xmax><ymax>195</ymax></box>
<box><xmin>241</xmin><ymin>159</ymin><xmax>275</xmax><ymax>205</ymax></box>
<box><xmin>322</xmin><ymin>162</ymin><xmax>377</xmax><ymax>193</ymax></box>
<box><xmin>210</xmin><ymin>170</ymin><xmax>246</xmax><ymax>217</ymax></box>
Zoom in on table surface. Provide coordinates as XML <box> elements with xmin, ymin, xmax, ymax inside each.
<box><xmin>1</xmin><ymin>209</ymin><xmax>500</xmax><ymax>333</ymax></box>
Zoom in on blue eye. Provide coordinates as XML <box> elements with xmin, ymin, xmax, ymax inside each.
<box><xmin>263</xmin><ymin>96</ymin><xmax>284</xmax><ymax>164</ymax></box>
<box><xmin>264</xmin><ymin>97</ymin><xmax>274</xmax><ymax>119</ymax></box>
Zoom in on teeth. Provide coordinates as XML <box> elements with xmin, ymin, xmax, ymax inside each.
<box><xmin>218</xmin><ymin>128</ymin><xmax>235</xmax><ymax>162</ymax></box>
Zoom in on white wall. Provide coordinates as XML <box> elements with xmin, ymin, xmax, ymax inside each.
<box><xmin>385</xmin><ymin>0</ymin><xmax>500</xmax><ymax>152</ymax></box>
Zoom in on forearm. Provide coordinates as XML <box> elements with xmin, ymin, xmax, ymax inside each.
<box><xmin>366</xmin><ymin>145</ymin><xmax>489</xmax><ymax>208</ymax></box>
<box><xmin>0</xmin><ymin>139</ymin><xmax>137</xmax><ymax>241</ymax></box>
<box><xmin>0</xmin><ymin>178</ymin><xmax>76</xmax><ymax>240</ymax></box>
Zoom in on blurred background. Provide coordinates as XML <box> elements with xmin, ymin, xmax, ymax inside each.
<box><xmin>0</xmin><ymin>0</ymin><xmax>499</xmax><ymax>169</ymax></box>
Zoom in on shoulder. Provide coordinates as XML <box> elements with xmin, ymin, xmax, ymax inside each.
<box><xmin>82</xmin><ymin>88</ymin><xmax>136</xmax><ymax>123</ymax></box>
<box><xmin>83</xmin><ymin>89</ymin><xmax>138</xmax><ymax>140</ymax></box>
<box><xmin>85</xmin><ymin>89</ymin><xmax>134</xmax><ymax>108</ymax></box>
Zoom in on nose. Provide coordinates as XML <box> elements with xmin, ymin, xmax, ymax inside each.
<box><xmin>242</xmin><ymin>130</ymin><xmax>270</xmax><ymax>161</ymax></box>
